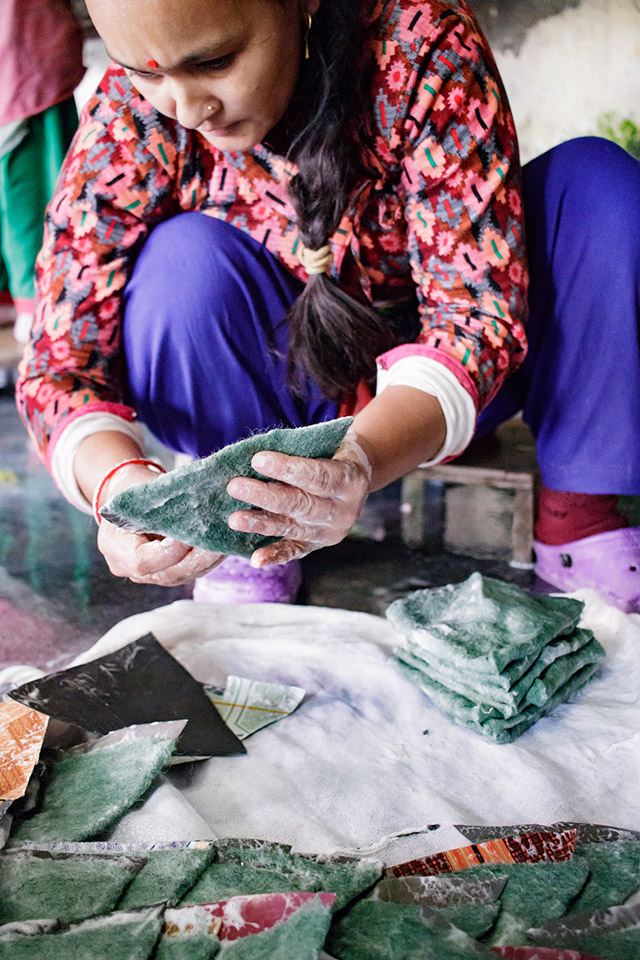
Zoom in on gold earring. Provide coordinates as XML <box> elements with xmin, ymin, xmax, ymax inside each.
<box><xmin>304</xmin><ymin>13</ymin><xmax>312</xmax><ymax>60</ymax></box>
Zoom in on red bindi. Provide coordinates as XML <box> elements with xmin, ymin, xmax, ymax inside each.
<box><xmin>146</xmin><ymin>59</ymin><xmax>159</xmax><ymax>68</ymax></box>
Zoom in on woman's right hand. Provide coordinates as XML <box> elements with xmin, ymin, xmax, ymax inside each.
<box><xmin>97</xmin><ymin>520</ymin><xmax>224</xmax><ymax>586</ymax></box>
<box><xmin>81</xmin><ymin>446</ymin><xmax>224</xmax><ymax>586</ymax></box>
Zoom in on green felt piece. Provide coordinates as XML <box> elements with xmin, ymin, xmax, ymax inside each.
<box><xmin>182</xmin><ymin>840</ymin><xmax>382</xmax><ymax>911</ymax></box>
<box><xmin>101</xmin><ymin>418</ymin><xmax>353</xmax><ymax>558</ymax></box>
<box><xmin>0</xmin><ymin>904</ymin><xmax>164</xmax><ymax>959</ymax></box>
<box><xmin>434</xmin><ymin>903</ymin><xmax>500</xmax><ymax>939</ymax></box>
<box><xmin>461</xmin><ymin>860</ymin><xmax>590</xmax><ymax>946</ymax></box>
<box><xmin>218</xmin><ymin>897</ymin><xmax>333</xmax><ymax>959</ymax></box>
<box><xmin>570</xmin><ymin>841</ymin><xmax>640</xmax><ymax>913</ymax></box>
<box><xmin>0</xmin><ymin>849</ymin><xmax>145</xmax><ymax>923</ymax></box>
<box><xmin>154</xmin><ymin>933</ymin><xmax>220</xmax><ymax>959</ymax></box>
<box><xmin>397</xmin><ymin>658</ymin><xmax>602</xmax><ymax>743</ymax></box>
<box><xmin>386</xmin><ymin>573</ymin><xmax>584</xmax><ymax>677</ymax></box>
<box><xmin>10</xmin><ymin>733</ymin><xmax>176</xmax><ymax>843</ymax></box>
<box><xmin>397</xmin><ymin>628</ymin><xmax>597</xmax><ymax>717</ymax></box>
<box><xmin>528</xmin><ymin>901</ymin><xmax>640</xmax><ymax>960</ymax></box>
<box><xmin>119</xmin><ymin>847</ymin><xmax>217</xmax><ymax>910</ymax></box>
<box><xmin>326</xmin><ymin>900</ymin><xmax>497</xmax><ymax>960</ymax></box>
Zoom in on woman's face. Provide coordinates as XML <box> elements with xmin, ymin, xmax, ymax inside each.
<box><xmin>86</xmin><ymin>0</ymin><xmax>309</xmax><ymax>152</ymax></box>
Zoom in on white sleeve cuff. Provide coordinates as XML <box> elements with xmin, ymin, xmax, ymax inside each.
<box><xmin>51</xmin><ymin>413</ymin><xmax>146</xmax><ymax>513</ymax></box>
<box><xmin>375</xmin><ymin>356</ymin><xmax>477</xmax><ymax>466</ymax></box>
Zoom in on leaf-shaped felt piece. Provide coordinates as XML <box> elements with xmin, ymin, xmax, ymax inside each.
<box><xmin>10</xmin><ymin>633</ymin><xmax>245</xmax><ymax>760</ymax></box>
<box><xmin>9</xmin><ymin>724</ymin><xmax>181</xmax><ymax>843</ymax></box>
<box><xmin>101</xmin><ymin>418</ymin><xmax>353</xmax><ymax>557</ymax></box>
<box><xmin>0</xmin><ymin>904</ymin><xmax>165</xmax><ymax>960</ymax></box>
<box><xmin>0</xmin><ymin>849</ymin><xmax>145</xmax><ymax>923</ymax></box>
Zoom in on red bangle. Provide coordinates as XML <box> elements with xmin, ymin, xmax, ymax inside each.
<box><xmin>93</xmin><ymin>458</ymin><xmax>166</xmax><ymax>524</ymax></box>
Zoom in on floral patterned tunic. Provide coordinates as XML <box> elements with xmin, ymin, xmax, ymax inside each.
<box><xmin>16</xmin><ymin>0</ymin><xmax>528</xmax><ymax>469</ymax></box>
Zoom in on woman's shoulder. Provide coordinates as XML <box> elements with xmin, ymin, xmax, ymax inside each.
<box><xmin>363</xmin><ymin>0</ymin><xmax>479</xmax><ymax>54</ymax></box>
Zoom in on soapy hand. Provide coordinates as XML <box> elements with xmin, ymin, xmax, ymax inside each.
<box><xmin>97</xmin><ymin>522</ymin><xmax>224</xmax><ymax>585</ymax></box>
<box><xmin>226</xmin><ymin>430</ymin><xmax>372</xmax><ymax>566</ymax></box>
<box><xmin>95</xmin><ymin>461</ymin><xmax>224</xmax><ymax>586</ymax></box>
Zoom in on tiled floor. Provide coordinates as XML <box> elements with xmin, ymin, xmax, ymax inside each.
<box><xmin>0</xmin><ymin>343</ymin><xmax>534</xmax><ymax>672</ymax></box>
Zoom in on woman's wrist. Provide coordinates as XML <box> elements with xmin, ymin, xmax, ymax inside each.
<box><xmin>93</xmin><ymin>459</ymin><xmax>166</xmax><ymax>523</ymax></box>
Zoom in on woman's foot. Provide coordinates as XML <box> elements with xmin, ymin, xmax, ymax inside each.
<box><xmin>534</xmin><ymin>527</ymin><xmax>640</xmax><ymax>613</ymax></box>
<box><xmin>192</xmin><ymin>555</ymin><xmax>302</xmax><ymax>604</ymax></box>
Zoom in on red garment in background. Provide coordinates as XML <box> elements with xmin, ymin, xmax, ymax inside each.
<box><xmin>0</xmin><ymin>0</ymin><xmax>85</xmax><ymax>124</ymax></box>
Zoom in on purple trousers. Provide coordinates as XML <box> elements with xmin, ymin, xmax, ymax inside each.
<box><xmin>123</xmin><ymin>137</ymin><xmax>640</xmax><ymax>494</ymax></box>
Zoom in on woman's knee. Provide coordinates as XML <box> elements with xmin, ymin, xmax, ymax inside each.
<box><xmin>524</xmin><ymin>136</ymin><xmax>640</xmax><ymax>239</ymax></box>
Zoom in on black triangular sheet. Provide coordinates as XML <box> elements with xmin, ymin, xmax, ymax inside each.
<box><xmin>9</xmin><ymin>633</ymin><xmax>245</xmax><ymax>759</ymax></box>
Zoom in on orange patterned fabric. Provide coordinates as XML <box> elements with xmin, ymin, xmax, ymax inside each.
<box><xmin>387</xmin><ymin>829</ymin><xmax>578</xmax><ymax>877</ymax></box>
<box><xmin>16</xmin><ymin>0</ymin><xmax>528</xmax><ymax>467</ymax></box>
<box><xmin>0</xmin><ymin>700</ymin><xmax>48</xmax><ymax>801</ymax></box>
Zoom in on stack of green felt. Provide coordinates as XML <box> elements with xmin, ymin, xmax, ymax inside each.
<box><xmin>387</xmin><ymin>573</ymin><xmax>606</xmax><ymax>743</ymax></box>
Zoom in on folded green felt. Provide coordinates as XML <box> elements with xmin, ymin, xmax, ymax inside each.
<box><xmin>217</xmin><ymin>896</ymin><xmax>333</xmax><ymax>959</ymax></box>
<box><xmin>460</xmin><ymin>860</ymin><xmax>590</xmax><ymax>946</ymax></box>
<box><xmin>528</xmin><ymin>901</ymin><xmax>640</xmax><ymax>960</ymax></box>
<box><xmin>182</xmin><ymin>839</ymin><xmax>382</xmax><ymax>912</ymax></box>
<box><xmin>9</xmin><ymin>725</ymin><xmax>178</xmax><ymax>843</ymax></box>
<box><xmin>0</xmin><ymin>848</ymin><xmax>145</xmax><ymax>923</ymax></box>
<box><xmin>101</xmin><ymin>418</ymin><xmax>353</xmax><ymax>557</ymax></box>
<box><xmin>570</xmin><ymin>841</ymin><xmax>640</xmax><ymax>913</ymax></box>
<box><xmin>325</xmin><ymin>900</ymin><xmax>497</xmax><ymax>960</ymax></box>
<box><xmin>0</xmin><ymin>904</ymin><xmax>164</xmax><ymax>959</ymax></box>
<box><xmin>386</xmin><ymin>573</ymin><xmax>584</xmax><ymax>677</ymax></box>
<box><xmin>397</xmin><ymin>628</ymin><xmax>597</xmax><ymax>716</ymax></box>
<box><xmin>397</xmin><ymin>655</ymin><xmax>603</xmax><ymax>742</ymax></box>
<box><xmin>396</xmin><ymin>634</ymin><xmax>605</xmax><ymax>723</ymax></box>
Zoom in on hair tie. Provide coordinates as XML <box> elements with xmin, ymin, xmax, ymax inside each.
<box><xmin>298</xmin><ymin>244</ymin><xmax>333</xmax><ymax>276</ymax></box>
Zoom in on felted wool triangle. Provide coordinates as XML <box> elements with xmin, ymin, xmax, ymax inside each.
<box><xmin>10</xmin><ymin>633</ymin><xmax>245</xmax><ymax>760</ymax></box>
<box><xmin>101</xmin><ymin>418</ymin><xmax>353</xmax><ymax>557</ymax></box>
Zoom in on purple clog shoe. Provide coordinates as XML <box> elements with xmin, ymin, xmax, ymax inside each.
<box><xmin>192</xmin><ymin>555</ymin><xmax>302</xmax><ymax>604</ymax></box>
<box><xmin>534</xmin><ymin>526</ymin><xmax>640</xmax><ymax>613</ymax></box>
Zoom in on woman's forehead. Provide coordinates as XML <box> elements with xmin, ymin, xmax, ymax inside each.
<box><xmin>86</xmin><ymin>0</ymin><xmax>282</xmax><ymax>63</ymax></box>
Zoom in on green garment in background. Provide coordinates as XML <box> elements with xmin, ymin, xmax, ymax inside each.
<box><xmin>0</xmin><ymin>97</ymin><xmax>77</xmax><ymax>306</ymax></box>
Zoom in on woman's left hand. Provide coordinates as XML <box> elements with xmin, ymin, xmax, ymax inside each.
<box><xmin>226</xmin><ymin>434</ymin><xmax>372</xmax><ymax>566</ymax></box>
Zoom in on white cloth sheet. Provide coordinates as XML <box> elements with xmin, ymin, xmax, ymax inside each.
<box><xmin>55</xmin><ymin>588</ymin><xmax>640</xmax><ymax>866</ymax></box>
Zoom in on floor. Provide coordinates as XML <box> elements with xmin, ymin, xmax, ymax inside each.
<box><xmin>0</xmin><ymin>328</ymin><xmax>535</xmax><ymax>673</ymax></box>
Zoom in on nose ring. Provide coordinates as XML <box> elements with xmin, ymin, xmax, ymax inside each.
<box><xmin>207</xmin><ymin>105</ymin><xmax>214</xmax><ymax>111</ymax></box>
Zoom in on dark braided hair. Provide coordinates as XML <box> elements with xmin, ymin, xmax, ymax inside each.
<box><xmin>283</xmin><ymin>0</ymin><xmax>401</xmax><ymax>400</ymax></box>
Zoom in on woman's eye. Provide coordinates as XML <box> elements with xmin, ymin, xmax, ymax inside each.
<box><xmin>196</xmin><ymin>54</ymin><xmax>235</xmax><ymax>72</ymax></box>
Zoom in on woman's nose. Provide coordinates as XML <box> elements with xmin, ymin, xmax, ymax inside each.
<box><xmin>170</xmin><ymin>80</ymin><xmax>220</xmax><ymax>129</ymax></box>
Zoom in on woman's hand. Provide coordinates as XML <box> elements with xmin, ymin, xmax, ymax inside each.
<box><xmin>92</xmin><ymin>456</ymin><xmax>224</xmax><ymax>586</ymax></box>
<box><xmin>97</xmin><ymin>522</ymin><xmax>224</xmax><ymax>586</ymax></box>
<box><xmin>226</xmin><ymin>432</ymin><xmax>372</xmax><ymax>566</ymax></box>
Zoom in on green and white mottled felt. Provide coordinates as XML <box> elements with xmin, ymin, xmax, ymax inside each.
<box><xmin>118</xmin><ymin>847</ymin><xmax>216</xmax><ymax>910</ymax></box>
<box><xmin>9</xmin><ymin>735</ymin><xmax>176</xmax><ymax>843</ymax></box>
<box><xmin>528</xmin><ymin>901</ymin><xmax>640</xmax><ymax>960</ymax></box>
<box><xmin>326</xmin><ymin>900</ymin><xmax>497</xmax><ymax>960</ymax></box>
<box><xmin>387</xmin><ymin>573</ymin><xmax>584</xmax><ymax>676</ymax></box>
<box><xmin>461</xmin><ymin>859</ymin><xmax>590</xmax><ymax>946</ymax></box>
<box><xmin>154</xmin><ymin>933</ymin><xmax>220</xmax><ymax>959</ymax></box>
<box><xmin>0</xmin><ymin>905</ymin><xmax>164</xmax><ymax>959</ymax></box>
<box><xmin>0</xmin><ymin>849</ymin><xmax>144</xmax><ymax>923</ymax></box>
<box><xmin>181</xmin><ymin>840</ymin><xmax>381</xmax><ymax>912</ymax></box>
<box><xmin>570</xmin><ymin>841</ymin><xmax>640</xmax><ymax>913</ymax></box>
<box><xmin>217</xmin><ymin>897</ymin><xmax>332</xmax><ymax>959</ymax></box>
<box><xmin>101</xmin><ymin>418</ymin><xmax>353</xmax><ymax>557</ymax></box>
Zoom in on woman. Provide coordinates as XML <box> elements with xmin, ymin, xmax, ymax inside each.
<box><xmin>16</xmin><ymin>0</ymin><xmax>640</xmax><ymax>610</ymax></box>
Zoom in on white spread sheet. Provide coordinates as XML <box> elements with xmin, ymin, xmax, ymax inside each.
<box><xmin>54</xmin><ymin>587</ymin><xmax>640</xmax><ymax>865</ymax></box>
